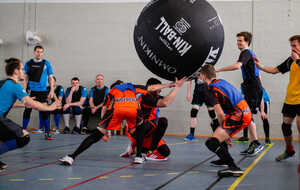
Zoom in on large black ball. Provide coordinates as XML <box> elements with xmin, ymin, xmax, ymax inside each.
<box><xmin>134</xmin><ymin>0</ymin><xmax>224</xmax><ymax>81</ymax></box>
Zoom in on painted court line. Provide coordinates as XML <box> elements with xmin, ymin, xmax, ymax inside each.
<box><xmin>0</xmin><ymin>161</ymin><xmax>58</xmax><ymax>177</ymax></box>
<box><xmin>154</xmin><ymin>154</ymin><xmax>215</xmax><ymax>190</ymax></box>
<box><xmin>62</xmin><ymin>163</ymin><xmax>134</xmax><ymax>190</ymax></box>
<box><xmin>227</xmin><ymin>143</ymin><xmax>274</xmax><ymax>190</ymax></box>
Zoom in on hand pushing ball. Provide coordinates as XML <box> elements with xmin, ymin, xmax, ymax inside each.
<box><xmin>134</xmin><ymin>0</ymin><xmax>224</xmax><ymax>81</ymax></box>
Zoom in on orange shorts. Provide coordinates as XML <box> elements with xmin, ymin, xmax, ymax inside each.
<box><xmin>99</xmin><ymin>106</ymin><xmax>137</xmax><ymax>131</ymax></box>
<box><xmin>222</xmin><ymin>101</ymin><xmax>252</xmax><ymax>138</ymax></box>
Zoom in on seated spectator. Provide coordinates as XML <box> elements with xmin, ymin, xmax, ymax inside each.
<box><xmin>81</xmin><ymin>74</ymin><xmax>109</xmax><ymax>134</ymax></box>
<box><xmin>62</xmin><ymin>77</ymin><xmax>87</xmax><ymax>134</ymax></box>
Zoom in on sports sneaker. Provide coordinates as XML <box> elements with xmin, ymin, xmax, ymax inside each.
<box><xmin>218</xmin><ymin>166</ymin><xmax>243</xmax><ymax>177</ymax></box>
<box><xmin>275</xmin><ymin>150</ymin><xmax>295</xmax><ymax>162</ymax></box>
<box><xmin>120</xmin><ymin>143</ymin><xmax>135</xmax><ymax>158</ymax></box>
<box><xmin>63</xmin><ymin>127</ymin><xmax>70</xmax><ymax>134</ymax></box>
<box><xmin>133</xmin><ymin>156</ymin><xmax>145</xmax><ymax>164</ymax></box>
<box><xmin>59</xmin><ymin>155</ymin><xmax>74</xmax><ymax>166</ymax></box>
<box><xmin>0</xmin><ymin>161</ymin><xmax>7</xmax><ymax>170</ymax></box>
<box><xmin>81</xmin><ymin>127</ymin><xmax>88</xmax><ymax>135</ymax></box>
<box><xmin>265</xmin><ymin>138</ymin><xmax>271</xmax><ymax>145</ymax></box>
<box><xmin>234</xmin><ymin>136</ymin><xmax>249</xmax><ymax>143</ymax></box>
<box><xmin>210</xmin><ymin>159</ymin><xmax>228</xmax><ymax>167</ymax></box>
<box><xmin>146</xmin><ymin>150</ymin><xmax>168</xmax><ymax>161</ymax></box>
<box><xmin>72</xmin><ymin>127</ymin><xmax>81</xmax><ymax>134</ymax></box>
<box><xmin>184</xmin><ymin>133</ymin><xmax>195</xmax><ymax>141</ymax></box>
<box><xmin>247</xmin><ymin>143</ymin><xmax>264</xmax><ymax>157</ymax></box>
<box><xmin>45</xmin><ymin>134</ymin><xmax>53</xmax><ymax>140</ymax></box>
<box><xmin>52</xmin><ymin>128</ymin><xmax>60</xmax><ymax>134</ymax></box>
<box><xmin>240</xmin><ymin>141</ymin><xmax>255</xmax><ymax>155</ymax></box>
<box><xmin>32</xmin><ymin>128</ymin><xmax>43</xmax><ymax>134</ymax></box>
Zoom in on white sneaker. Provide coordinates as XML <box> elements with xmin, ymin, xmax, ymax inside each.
<box><xmin>120</xmin><ymin>143</ymin><xmax>135</xmax><ymax>157</ymax></box>
<box><xmin>59</xmin><ymin>155</ymin><xmax>74</xmax><ymax>166</ymax></box>
<box><xmin>133</xmin><ymin>156</ymin><xmax>145</xmax><ymax>164</ymax></box>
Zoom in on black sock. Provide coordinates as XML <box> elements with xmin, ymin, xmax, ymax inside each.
<box><xmin>243</xmin><ymin>127</ymin><xmax>248</xmax><ymax>138</ymax></box>
<box><xmin>210</xmin><ymin>119</ymin><xmax>219</xmax><ymax>132</ymax></box>
<box><xmin>263</xmin><ymin>119</ymin><xmax>270</xmax><ymax>139</ymax></box>
<box><xmin>135</xmin><ymin>124</ymin><xmax>146</xmax><ymax>157</ymax></box>
<box><xmin>216</xmin><ymin>144</ymin><xmax>236</xmax><ymax>168</ymax></box>
<box><xmin>190</xmin><ymin>128</ymin><xmax>195</xmax><ymax>136</ymax></box>
<box><xmin>252</xmin><ymin>140</ymin><xmax>260</xmax><ymax>145</ymax></box>
<box><xmin>70</xmin><ymin>130</ymin><xmax>103</xmax><ymax>159</ymax></box>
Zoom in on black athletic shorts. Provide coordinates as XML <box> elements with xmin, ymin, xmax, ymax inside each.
<box><xmin>282</xmin><ymin>103</ymin><xmax>300</xmax><ymax>118</ymax></box>
<box><xmin>0</xmin><ymin>116</ymin><xmax>23</xmax><ymax>142</ymax></box>
<box><xmin>191</xmin><ymin>85</ymin><xmax>212</xmax><ymax>107</ymax></box>
<box><xmin>29</xmin><ymin>90</ymin><xmax>48</xmax><ymax>103</ymax></box>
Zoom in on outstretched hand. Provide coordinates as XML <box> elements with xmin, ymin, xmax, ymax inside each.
<box><xmin>174</xmin><ymin>77</ymin><xmax>188</xmax><ymax>88</ymax></box>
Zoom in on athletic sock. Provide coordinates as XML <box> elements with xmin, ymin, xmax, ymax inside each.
<box><xmin>190</xmin><ymin>128</ymin><xmax>195</xmax><ymax>136</ymax></box>
<box><xmin>54</xmin><ymin>114</ymin><xmax>61</xmax><ymax>128</ymax></box>
<box><xmin>263</xmin><ymin>119</ymin><xmax>270</xmax><ymax>139</ymax></box>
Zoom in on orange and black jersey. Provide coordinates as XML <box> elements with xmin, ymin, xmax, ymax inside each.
<box><xmin>139</xmin><ymin>93</ymin><xmax>163</xmax><ymax>121</ymax></box>
<box><xmin>207</xmin><ymin>79</ymin><xmax>246</xmax><ymax>114</ymax></box>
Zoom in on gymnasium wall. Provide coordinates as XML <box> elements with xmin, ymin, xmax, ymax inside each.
<box><xmin>0</xmin><ymin>0</ymin><xmax>299</xmax><ymax>138</ymax></box>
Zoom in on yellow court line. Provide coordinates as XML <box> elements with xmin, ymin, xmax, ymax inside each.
<box><xmin>120</xmin><ymin>175</ymin><xmax>133</xmax><ymax>178</ymax></box>
<box><xmin>39</xmin><ymin>178</ymin><xmax>54</xmax><ymax>181</ymax></box>
<box><xmin>167</xmin><ymin>172</ymin><xmax>179</xmax><ymax>175</ymax></box>
<box><xmin>9</xmin><ymin>179</ymin><xmax>25</xmax><ymax>182</ymax></box>
<box><xmin>228</xmin><ymin>143</ymin><xmax>274</xmax><ymax>190</ymax></box>
<box><xmin>144</xmin><ymin>174</ymin><xmax>156</xmax><ymax>176</ymax></box>
<box><xmin>98</xmin><ymin>176</ymin><xmax>108</xmax><ymax>179</ymax></box>
<box><xmin>66</xmin><ymin>177</ymin><xmax>82</xmax><ymax>180</ymax></box>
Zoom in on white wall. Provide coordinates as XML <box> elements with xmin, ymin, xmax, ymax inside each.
<box><xmin>0</xmin><ymin>0</ymin><xmax>299</xmax><ymax>138</ymax></box>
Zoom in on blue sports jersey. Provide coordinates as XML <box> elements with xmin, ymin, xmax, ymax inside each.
<box><xmin>0</xmin><ymin>79</ymin><xmax>28</xmax><ymax>116</ymax></box>
<box><xmin>24</xmin><ymin>59</ymin><xmax>54</xmax><ymax>91</ymax></box>
<box><xmin>262</xmin><ymin>88</ymin><xmax>270</xmax><ymax>103</ymax></box>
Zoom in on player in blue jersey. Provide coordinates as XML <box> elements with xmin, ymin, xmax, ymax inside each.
<box><xmin>0</xmin><ymin>58</ymin><xmax>60</xmax><ymax>172</ymax></box>
<box><xmin>22</xmin><ymin>45</ymin><xmax>56</xmax><ymax>140</ymax></box>
<box><xmin>215</xmin><ymin>31</ymin><xmax>264</xmax><ymax>154</ymax></box>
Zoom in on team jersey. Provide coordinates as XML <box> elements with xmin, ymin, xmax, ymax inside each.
<box><xmin>238</xmin><ymin>49</ymin><xmax>260</xmax><ymax>82</ymax></box>
<box><xmin>139</xmin><ymin>93</ymin><xmax>163</xmax><ymax>121</ymax></box>
<box><xmin>277</xmin><ymin>57</ymin><xmax>300</xmax><ymax>104</ymax></box>
<box><xmin>65</xmin><ymin>86</ymin><xmax>88</xmax><ymax>102</ymax></box>
<box><xmin>207</xmin><ymin>79</ymin><xmax>247</xmax><ymax>114</ymax></box>
<box><xmin>24</xmin><ymin>59</ymin><xmax>54</xmax><ymax>91</ymax></box>
<box><xmin>0</xmin><ymin>79</ymin><xmax>28</xmax><ymax>116</ymax></box>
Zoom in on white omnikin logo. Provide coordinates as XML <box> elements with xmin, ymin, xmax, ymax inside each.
<box><xmin>137</xmin><ymin>35</ymin><xmax>177</xmax><ymax>74</ymax></box>
<box><xmin>154</xmin><ymin>17</ymin><xmax>192</xmax><ymax>57</ymax></box>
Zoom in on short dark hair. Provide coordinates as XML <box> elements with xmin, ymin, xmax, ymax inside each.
<box><xmin>146</xmin><ymin>77</ymin><xmax>161</xmax><ymax>87</ymax></box>
<box><xmin>289</xmin><ymin>35</ymin><xmax>300</xmax><ymax>44</ymax></box>
<box><xmin>237</xmin><ymin>31</ymin><xmax>252</xmax><ymax>46</ymax></box>
<box><xmin>200</xmin><ymin>64</ymin><xmax>216</xmax><ymax>79</ymax></box>
<box><xmin>52</xmin><ymin>76</ymin><xmax>56</xmax><ymax>81</ymax></box>
<box><xmin>71</xmin><ymin>77</ymin><xmax>80</xmax><ymax>81</ymax></box>
<box><xmin>110</xmin><ymin>80</ymin><xmax>123</xmax><ymax>88</ymax></box>
<box><xmin>34</xmin><ymin>45</ymin><xmax>44</xmax><ymax>51</ymax></box>
<box><xmin>5</xmin><ymin>58</ymin><xmax>21</xmax><ymax>76</ymax></box>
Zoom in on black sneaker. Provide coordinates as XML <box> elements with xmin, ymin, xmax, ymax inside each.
<box><xmin>234</xmin><ymin>136</ymin><xmax>249</xmax><ymax>143</ymax></box>
<box><xmin>218</xmin><ymin>166</ymin><xmax>243</xmax><ymax>177</ymax></box>
<box><xmin>63</xmin><ymin>127</ymin><xmax>70</xmax><ymax>134</ymax></box>
<box><xmin>210</xmin><ymin>159</ymin><xmax>228</xmax><ymax>167</ymax></box>
<box><xmin>81</xmin><ymin>127</ymin><xmax>88</xmax><ymax>135</ymax></box>
<box><xmin>247</xmin><ymin>143</ymin><xmax>264</xmax><ymax>157</ymax></box>
<box><xmin>240</xmin><ymin>141</ymin><xmax>255</xmax><ymax>155</ymax></box>
<box><xmin>265</xmin><ymin>138</ymin><xmax>271</xmax><ymax>145</ymax></box>
<box><xmin>72</xmin><ymin>127</ymin><xmax>81</xmax><ymax>134</ymax></box>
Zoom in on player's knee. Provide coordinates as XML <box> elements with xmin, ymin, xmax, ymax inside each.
<box><xmin>157</xmin><ymin>144</ymin><xmax>170</xmax><ymax>157</ymax></box>
<box><xmin>16</xmin><ymin>135</ymin><xmax>30</xmax><ymax>148</ymax></box>
<box><xmin>281</xmin><ymin>123</ymin><xmax>292</xmax><ymax>137</ymax></box>
<box><xmin>205</xmin><ymin>137</ymin><xmax>220</xmax><ymax>153</ymax></box>
<box><xmin>190</xmin><ymin>108</ymin><xmax>198</xmax><ymax>118</ymax></box>
<box><xmin>208</xmin><ymin>109</ymin><xmax>216</xmax><ymax>119</ymax></box>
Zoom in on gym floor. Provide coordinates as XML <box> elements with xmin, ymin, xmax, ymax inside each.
<box><xmin>0</xmin><ymin>134</ymin><xmax>298</xmax><ymax>190</ymax></box>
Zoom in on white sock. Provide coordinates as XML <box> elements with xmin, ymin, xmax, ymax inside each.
<box><xmin>75</xmin><ymin>115</ymin><xmax>82</xmax><ymax>128</ymax></box>
<box><xmin>63</xmin><ymin>114</ymin><xmax>70</xmax><ymax>128</ymax></box>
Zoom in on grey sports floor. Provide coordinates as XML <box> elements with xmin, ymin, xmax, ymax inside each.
<box><xmin>0</xmin><ymin>134</ymin><xmax>298</xmax><ymax>190</ymax></box>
